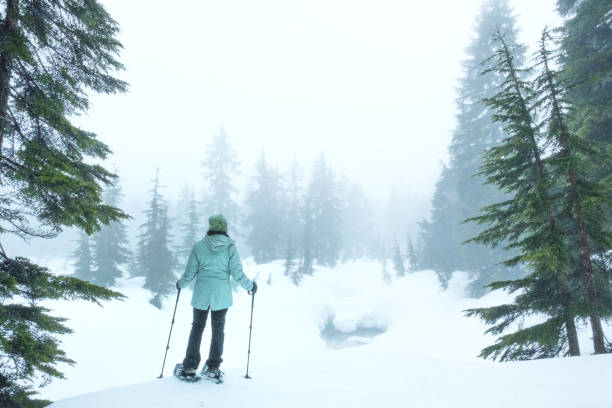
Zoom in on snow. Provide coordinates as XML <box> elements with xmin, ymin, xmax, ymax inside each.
<box><xmin>36</xmin><ymin>259</ymin><xmax>612</xmax><ymax>407</ymax></box>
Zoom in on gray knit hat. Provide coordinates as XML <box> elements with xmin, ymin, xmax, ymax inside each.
<box><xmin>208</xmin><ymin>214</ymin><xmax>228</xmax><ymax>232</ymax></box>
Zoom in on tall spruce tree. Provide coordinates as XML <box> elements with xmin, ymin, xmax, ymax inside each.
<box><xmin>245</xmin><ymin>153</ymin><xmax>284</xmax><ymax>263</ymax></box>
<box><xmin>0</xmin><ymin>1</ymin><xmax>127</xmax><ymax>405</ymax></box>
<box><xmin>557</xmin><ymin>0</ymin><xmax>611</xmax><ymax>147</ymax></box>
<box><xmin>465</xmin><ymin>34</ymin><xmax>581</xmax><ymax>360</ymax></box>
<box><xmin>406</xmin><ymin>237</ymin><xmax>418</xmax><ymax>272</ymax></box>
<box><xmin>202</xmin><ymin>127</ymin><xmax>241</xmax><ymax>228</ymax></box>
<box><xmin>90</xmin><ymin>181</ymin><xmax>131</xmax><ymax>287</ymax></box>
<box><xmin>134</xmin><ymin>171</ymin><xmax>175</xmax><ymax>309</ymax></box>
<box><xmin>305</xmin><ymin>156</ymin><xmax>343</xmax><ymax>267</ymax></box>
<box><xmin>72</xmin><ymin>231</ymin><xmax>94</xmax><ymax>282</ymax></box>
<box><xmin>283</xmin><ymin>158</ymin><xmax>304</xmax><ymax>257</ymax></box>
<box><xmin>534</xmin><ymin>30</ymin><xmax>612</xmax><ymax>353</ymax></box>
<box><xmin>176</xmin><ymin>189</ymin><xmax>200</xmax><ymax>266</ymax></box>
<box><xmin>392</xmin><ymin>238</ymin><xmax>406</xmax><ymax>277</ymax></box>
<box><xmin>557</xmin><ymin>0</ymin><xmax>612</xmax><ymax>243</ymax></box>
<box><xmin>341</xmin><ymin>180</ymin><xmax>375</xmax><ymax>261</ymax></box>
<box><xmin>419</xmin><ymin>0</ymin><xmax>522</xmax><ymax>296</ymax></box>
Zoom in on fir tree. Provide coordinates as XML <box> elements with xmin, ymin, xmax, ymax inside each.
<box><xmin>176</xmin><ymin>189</ymin><xmax>200</xmax><ymax>266</ymax></box>
<box><xmin>283</xmin><ymin>158</ymin><xmax>304</xmax><ymax>259</ymax></box>
<box><xmin>306</xmin><ymin>156</ymin><xmax>342</xmax><ymax>267</ymax></box>
<box><xmin>465</xmin><ymin>34</ymin><xmax>581</xmax><ymax>360</ymax></box>
<box><xmin>72</xmin><ymin>232</ymin><xmax>94</xmax><ymax>282</ymax></box>
<box><xmin>533</xmin><ymin>29</ymin><xmax>612</xmax><ymax>353</ymax></box>
<box><xmin>419</xmin><ymin>0</ymin><xmax>522</xmax><ymax>296</ymax></box>
<box><xmin>0</xmin><ymin>1</ymin><xmax>127</xmax><ymax>404</ymax></box>
<box><xmin>246</xmin><ymin>153</ymin><xmax>284</xmax><ymax>263</ymax></box>
<box><xmin>557</xmin><ymin>0</ymin><xmax>612</xmax><ymax>147</ymax></box>
<box><xmin>406</xmin><ymin>237</ymin><xmax>418</xmax><ymax>272</ymax></box>
<box><xmin>202</xmin><ymin>127</ymin><xmax>241</xmax><ymax>228</ymax></box>
<box><xmin>91</xmin><ymin>182</ymin><xmax>131</xmax><ymax>287</ymax></box>
<box><xmin>341</xmin><ymin>180</ymin><xmax>374</xmax><ymax>262</ymax></box>
<box><xmin>134</xmin><ymin>170</ymin><xmax>175</xmax><ymax>309</ymax></box>
<box><xmin>392</xmin><ymin>238</ymin><xmax>406</xmax><ymax>277</ymax></box>
<box><xmin>297</xmin><ymin>199</ymin><xmax>315</xmax><ymax>280</ymax></box>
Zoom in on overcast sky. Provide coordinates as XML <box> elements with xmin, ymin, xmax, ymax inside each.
<box><xmin>74</xmin><ymin>0</ymin><xmax>562</xmax><ymax>231</ymax></box>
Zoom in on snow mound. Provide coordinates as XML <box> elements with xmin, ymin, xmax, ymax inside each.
<box><xmin>39</xmin><ymin>259</ymin><xmax>612</xmax><ymax>407</ymax></box>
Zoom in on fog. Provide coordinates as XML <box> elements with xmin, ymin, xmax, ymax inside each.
<box><xmin>7</xmin><ymin>0</ymin><xmax>561</xmax><ymax>256</ymax></box>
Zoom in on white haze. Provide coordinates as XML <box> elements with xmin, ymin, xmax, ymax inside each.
<box><xmin>6</xmin><ymin>0</ymin><xmax>561</xmax><ymax>256</ymax></box>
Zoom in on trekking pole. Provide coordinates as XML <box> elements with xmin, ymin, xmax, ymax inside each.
<box><xmin>244</xmin><ymin>291</ymin><xmax>256</xmax><ymax>379</ymax></box>
<box><xmin>158</xmin><ymin>288</ymin><xmax>181</xmax><ymax>378</ymax></box>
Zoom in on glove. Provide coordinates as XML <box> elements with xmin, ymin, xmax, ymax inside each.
<box><xmin>176</xmin><ymin>280</ymin><xmax>181</xmax><ymax>290</ymax></box>
<box><xmin>249</xmin><ymin>281</ymin><xmax>257</xmax><ymax>294</ymax></box>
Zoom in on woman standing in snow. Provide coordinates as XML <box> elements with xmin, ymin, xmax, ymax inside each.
<box><xmin>175</xmin><ymin>214</ymin><xmax>256</xmax><ymax>382</ymax></box>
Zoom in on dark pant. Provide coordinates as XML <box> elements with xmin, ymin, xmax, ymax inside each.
<box><xmin>183</xmin><ymin>307</ymin><xmax>228</xmax><ymax>370</ymax></box>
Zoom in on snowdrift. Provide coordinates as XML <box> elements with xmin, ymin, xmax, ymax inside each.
<box><xmin>37</xmin><ymin>259</ymin><xmax>611</xmax><ymax>407</ymax></box>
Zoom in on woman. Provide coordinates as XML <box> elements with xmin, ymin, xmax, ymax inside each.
<box><xmin>175</xmin><ymin>214</ymin><xmax>256</xmax><ymax>382</ymax></box>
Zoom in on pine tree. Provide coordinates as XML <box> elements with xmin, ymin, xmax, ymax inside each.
<box><xmin>557</xmin><ymin>0</ymin><xmax>612</xmax><ymax>147</ymax></box>
<box><xmin>341</xmin><ymin>180</ymin><xmax>374</xmax><ymax>262</ymax></box>
<box><xmin>134</xmin><ymin>170</ymin><xmax>176</xmax><ymax>309</ymax></box>
<box><xmin>406</xmin><ymin>237</ymin><xmax>418</xmax><ymax>272</ymax></box>
<box><xmin>392</xmin><ymin>238</ymin><xmax>406</xmax><ymax>277</ymax></box>
<box><xmin>533</xmin><ymin>29</ymin><xmax>612</xmax><ymax>353</ymax></box>
<box><xmin>306</xmin><ymin>156</ymin><xmax>343</xmax><ymax>267</ymax></box>
<box><xmin>465</xmin><ymin>34</ymin><xmax>581</xmax><ymax>360</ymax></box>
<box><xmin>176</xmin><ymin>190</ymin><xmax>200</xmax><ymax>265</ymax></box>
<box><xmin>0</xmin><ymin>1</ymin><xmax>127</xmax><ymax>404</ymax></box>
<box><xmin>202</xmin><ymin>127</ymin><xmax>241</xmax><ymax>227</ymax></box>
<box><xmin>283</xmin><ymin>158</ymin><xmax>304</xmax><ymax>258</ymax></box>
<box><xmin>72</xmin><ymin>232</ymin><xmax>94</xmax><ymax>282</ymax></box>
<box><xmin>419</xmin><ymin>0</ymin><xmax>522</xmax><ymax>296</ymax></box>
<box><xmin>297</xmin><ymin>199</ymin><xmax>315</xmax><ymax>280</ymax></box>
<box><xmin>284</xmin><ymin>239</ymin><xmax>297</xmax><ymax>277</ymax></box>
<box><xmin>91</xmin><ymin>182</ymin><xmax>131</xmax><ymax>287</ymax></box>
<box><xmin>246</xmin><ymin>153</ymin><xmax>284</xmax><ymax>263</ymax></box>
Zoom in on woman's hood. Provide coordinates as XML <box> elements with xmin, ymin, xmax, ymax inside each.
<box><xmin>204</xmin><ymin>234</ymin><xmax>235</xmax><ymax>252</ymax></box>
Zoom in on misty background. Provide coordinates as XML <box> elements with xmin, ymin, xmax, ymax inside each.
<box><xmin>4</xmin><ymin>0</ymin><xmax>561</xmax><ymax>258</ymax></box>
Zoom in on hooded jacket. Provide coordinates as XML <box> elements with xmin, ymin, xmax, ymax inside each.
<box><xmin>177</xmin><ymin>234</ymin><xmax>254</xmax><ymax>311</ymax></box>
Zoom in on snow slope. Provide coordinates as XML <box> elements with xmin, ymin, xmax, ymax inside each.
<box><xmin>38</xmin><ymin>259</ymin><xmax>612</xmax><ymax>407</ymax></box>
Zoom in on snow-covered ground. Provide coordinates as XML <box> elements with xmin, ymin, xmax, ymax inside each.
<box><xmin>36</xmin><ymin>259</ymin><xmax>611</xmax><ymax>407</ymax></box>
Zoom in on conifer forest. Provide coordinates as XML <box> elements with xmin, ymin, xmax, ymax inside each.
<box><xmin>0</xmin><ymin>0</ymin><xmax>610</xmax><ymax>407</ymax></box>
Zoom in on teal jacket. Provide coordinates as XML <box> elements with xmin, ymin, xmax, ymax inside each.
<box><xmin>177</xmin><ymin>234</ymin><xmax>254</xmax><ymax>311</ymax></box>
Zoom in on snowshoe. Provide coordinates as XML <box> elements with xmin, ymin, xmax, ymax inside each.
<box><xmin>201</xmin><ymin>365</ymin><xmax>224</xmax><ymax>384</ymax></box>
<box><xmin>173</xmin><ymin>363</ymin><xmax>201</xmax><ymax>382</ymax></box>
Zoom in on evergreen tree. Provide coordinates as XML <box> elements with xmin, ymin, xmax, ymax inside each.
<box><xmin>72</xmin><ymin>232</ymin><xmax>94</xmax><ymax>282</ymax></box>
<box><xmin>557</xmin><ymin>0</ymin><xmax>612</xmax><ymax>245</ymax></box>
<box><xmin>297</xmin><ymin>199</ymin><xmax>315</xmax><ymax>280</ymax></box>
<box><xmin>134</xmin><ymin>171</ymin><xmax>175</xmax><ymax>309</ymax></box>
<box><xmin>246</xmin><ymin>153</ymin><xmax>284</xmax><ymax>263</ymax></box>
<box><xmin>406</xmin><ymin>237</ymin><xmax>418</xmax><ymax>272</ymax></box>
<box><xmin>533</xmin><ymin>29</ymin><xmax>612</xmax><ymax>353</ymax></box>
<box><xmin>91</xmin><ymin>182</ymin><xmax>131</xmax><ymax>287</ymax></box>
<box><xmin>283</xmin><ymin>158</ymin><xmax>305</xmax><ymax>258</ymax></box>
<box><xmin>392</xmin><ymin>238</ymin><xmax>406</xmax><ymax>277</ymax></box>
<box><xmin>465</xmin><ymin>34</ymin><xmax>581</xmax><ymax>360</ymax></box>
<box><xmin>557</xmin><ymin>0</ymin><xmax>612</xmax><ymax>147</ymax></box>
<box><xmin>419</xmin><ymin>0</ymin><xmax>522</xmax><ymax>296</ymax></box>
<box><xmin>341</xmin><ymin>180</ymin><xmax>374</xmax><ymax>261</ymax></box>
<box><xmin>284</xmin><ymin>239</ymin><xmax>297</xmax><ymax>277</ymax></box>
<box><xmin>202</xmin><ymin>127</ymin><xmax>241</xmax><ymax>228</ymax></box>
<box><xmin>306</xmin><ymin>156</ymin><xmax>342</xmax><ymax>267</ymax></box>
<box><xmin>0</xmin><ymin>1</ymin><xmax>127</xmax><ymax>404</ymax></box>
<box><xmin>176</xmin><ymin>190</ymin><xmax>200</xmax><ymax>265</ymax></box>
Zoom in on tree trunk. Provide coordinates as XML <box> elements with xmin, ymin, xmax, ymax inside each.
<box><xmin>560</xmin><ymin>279</ymin><xmax>581</xmax><ymax>356</ymax></box>
<box><xmin>569</xmin><ymin>170</ymin><xmax>607</xmax><ymax>353</ymax></box>
<box><xmin>0</xmin><ymin>0</ymin><xmax>20</xmax><ymax>153</ymax></box>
